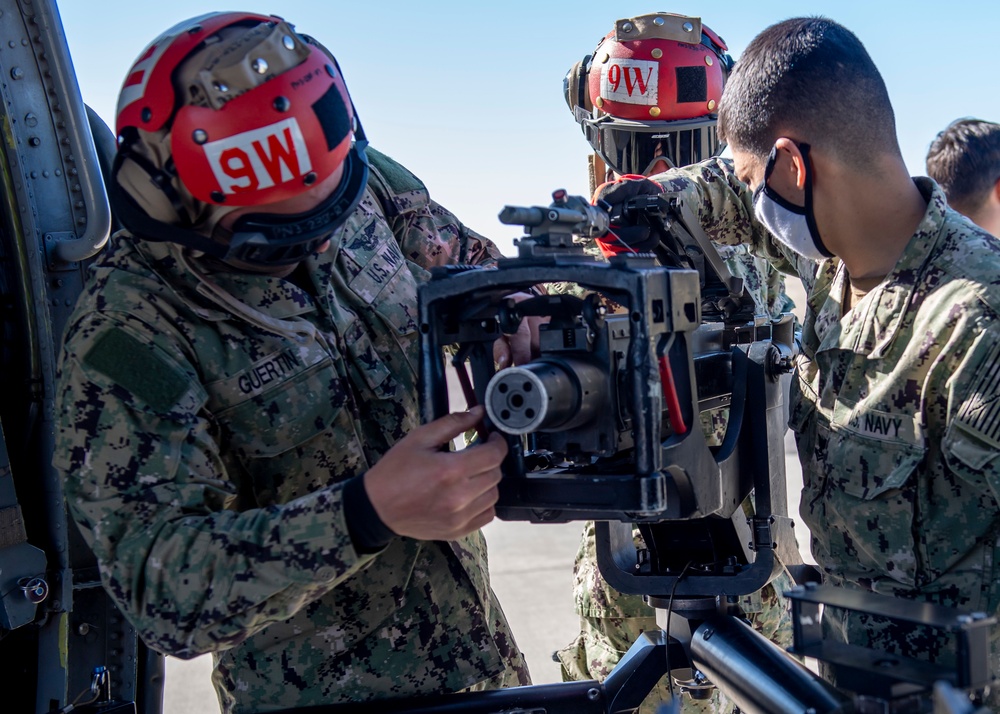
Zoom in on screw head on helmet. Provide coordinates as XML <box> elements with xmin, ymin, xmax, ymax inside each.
<box><xmin>565</xmin><ymin>13</ymin><xmax>734</xmax><ymax>176</ymax></box>
<box><xmin>111</xmin><ymin>12</ymin><xmax>369</xmax><ymax>266</ymax></box>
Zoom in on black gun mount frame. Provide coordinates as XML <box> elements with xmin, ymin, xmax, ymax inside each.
<box><xmin>419</xmin><ymin>189</ymin><xmax>798</xmax><ymax>603</ymax></box>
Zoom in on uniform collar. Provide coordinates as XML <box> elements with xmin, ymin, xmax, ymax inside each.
<box><xmin>133</xmin><ymin>236</ymin><xmax>321</xmax><ymax>321</ymax></box>
<box><xmin>203</xmin><ymin>269</ymin><xmax>318</xmax><ymax>320</ymax></box>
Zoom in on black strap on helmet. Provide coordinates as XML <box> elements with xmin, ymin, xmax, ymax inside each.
<box><xmin>700</xmin><ymin>34</ymin><xmax>734</xmax><ymax>72</ymax></box>
<box><xmin>108</xmin><ymin>148</ymin><xmax>231</xmax><ymax>259</ymax></box>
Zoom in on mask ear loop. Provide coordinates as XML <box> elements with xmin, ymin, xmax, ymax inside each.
<box><xmin>798</xmin><ymin>143</ymin><xmax>834</xmax><ymax>258</ymax></box>
<box><xmin>758</xmin><ymin>145</ymin><xmax>806</xmax><ymax>214</ymax></box>
<box><xmin>763</xmin><ymin>145</ymin><xmax>779</xmax><ymax>183</ymax></box>
<box><xmin>754</xmin><ymin>142</ymin><xmax>835</xmax><ymax>259</ymax></box>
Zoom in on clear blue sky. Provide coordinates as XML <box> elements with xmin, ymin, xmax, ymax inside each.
<box><xmin>57</xmin><ymin>0</ymin><xmax>1000</xmax><ymax>254</ymax></box>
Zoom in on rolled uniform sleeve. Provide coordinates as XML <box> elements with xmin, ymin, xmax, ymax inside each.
<box><xmin>397</xmin><ymin>198</ymin><xmax>503</xmax><ymax>270</ymax></box>
<box><xmin>54</xmin><ymin>313</ymin><xmax>375</xmax><ymax>658</ymax></box>
<box><xmin>365</xmin><ymin>147</ymin><xmax>503</xmax><ymax>270</ymax></box>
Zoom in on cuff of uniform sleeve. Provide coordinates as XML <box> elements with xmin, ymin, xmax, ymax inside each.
<box><xmin>275</xmin><ymin>482</ymin><xmax>375</xmax><ymax>585</ymax></box>
<box><xmin>343</xmin><ymin>474</ymin><xmax>395</xmax><ymax>554</ymax></box>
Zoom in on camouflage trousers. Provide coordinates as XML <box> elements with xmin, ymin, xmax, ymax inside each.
<box><xmin>556</xmin><ymin>573</ymin><xmax>795</xmax><ymax>714</ymax></box>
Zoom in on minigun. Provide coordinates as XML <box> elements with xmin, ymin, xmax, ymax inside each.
<box><xmin>418</xmin><ymin>188</ymin><xmax>798</xmax><ymax>603</ymax></box>
<box><xmin>417</xmin><ymin>186</ymin><xmax>806</xmax><ymax>706</ymax></box>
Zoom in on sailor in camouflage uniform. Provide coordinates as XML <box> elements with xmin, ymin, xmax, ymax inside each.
<box><xmin>925</xmin><ymin>118</ymin><xmax>1000</xmax><ymax>238</ymax></box>
<box><xmin>556</xmin><ymin>14</ymin><xmax>796</xmax><ymax>713</ymax></box>
<box><xmin>596</xmin><ymin>16</ymin><xmax>1000</xmax><ymax>700</ymax></box>
<box><xmin>53</xmin><ymin>13</ymin><xmax>529</xmax><ymax>713</ymax></box>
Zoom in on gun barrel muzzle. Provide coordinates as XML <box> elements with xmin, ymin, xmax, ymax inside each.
<box><xmin>484</xmin><ymin>358</ymin><xmax>605</xmax><ymax>435</ymax></box>
<box><xmin>498</xmin><ymin>206</ymin><xmax>547</xmax><ymax>227</ymax></box>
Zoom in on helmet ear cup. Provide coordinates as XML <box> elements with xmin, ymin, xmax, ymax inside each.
<box><xmin>116</xmin><ymin>152</ymin><xmax>189</xmax><ymax>226</ymax></box>
<box><xmin>564</xmin><ymin>54</ymin><xmax>593</xmax><ymax>117</ymax></box>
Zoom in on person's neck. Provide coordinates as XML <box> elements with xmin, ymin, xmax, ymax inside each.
<box><xmin>828</xmin><ymin>157</ymin><xmax>927</xmax><ymax>280</ymax></box>
<box><xmin>966</xmin><ymin>199</ymin><xmax>1000</xmax><ymax>238</ymax></box>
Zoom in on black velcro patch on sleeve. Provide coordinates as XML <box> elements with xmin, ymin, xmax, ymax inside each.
<box><xmin>676</xmin><ymin>66</ymin><xmax>708</xmax><ymax>104</ymax></box>
<box><xmin>83</xmin><ymin>328</ymin><xmax>188</xmax><ymax>413</ymax></box>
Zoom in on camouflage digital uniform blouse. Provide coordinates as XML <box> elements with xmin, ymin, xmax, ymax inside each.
<box><xmin>54</xmin><ymin>150</ymin><xmax>530</xmax><ymax>713</ymax></box>
<box><xmin>655</xmin><ymin>157</ymin><xmax>1000</xmax><ymax>677</ymax></box>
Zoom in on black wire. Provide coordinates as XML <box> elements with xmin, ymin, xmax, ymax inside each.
<box><xmin>664</xmin><ymin>560</ymin><xmax>696</xmax><ymax>705</ymax></box>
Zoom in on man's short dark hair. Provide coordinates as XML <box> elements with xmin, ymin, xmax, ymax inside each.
<box><xmin>926</xmin><ymin>118</ymin><xmax>1000</xmax><ymax>215</ymax></box>
<box><xmin>718</xmin><ymin>17</ymin><xmax>899</xmax><ymax>167</ymax></box>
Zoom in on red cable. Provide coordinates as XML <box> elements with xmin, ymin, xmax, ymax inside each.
<box><xmin>658</xmin><ymin>355</ymin><xmax>687</xmax><ymax>435</ymax></box>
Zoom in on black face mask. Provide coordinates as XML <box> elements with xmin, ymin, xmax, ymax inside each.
<box><xmin>224</xmin><ymin>144</ymin><xmax>369</xmax><ymax>266</ymax></box>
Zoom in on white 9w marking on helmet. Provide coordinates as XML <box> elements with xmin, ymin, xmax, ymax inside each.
<box><xmin>203</xmin><ymin>118</ymin><xmax>312</xmax><ymax>195</ymax></box>
<box><xmin>601</xmin><ymin>58</ymin><xmax>658</xmax><ymax>105</ymax></box>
